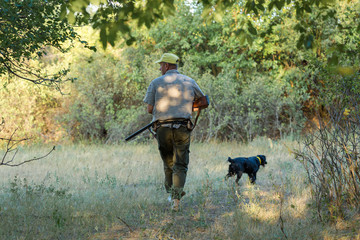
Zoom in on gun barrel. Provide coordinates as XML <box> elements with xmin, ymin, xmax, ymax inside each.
<box><xmin>125</xmin><ymin>122</ymin><xmax>153</xmax><ymax>141</ymax></box>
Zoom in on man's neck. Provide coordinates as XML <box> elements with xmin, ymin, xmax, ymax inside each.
<box><xmin>165</xmin><ymin>69</ymin><xmax>178</xmax><ymax>74</ymax></box>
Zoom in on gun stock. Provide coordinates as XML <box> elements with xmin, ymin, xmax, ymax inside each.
<box><xmin>125</xmin><ymin>122</ymin><xmax>154</xmax><ymax>141</ymax></box>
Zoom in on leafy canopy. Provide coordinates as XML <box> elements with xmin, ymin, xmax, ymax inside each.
<box><xmin>64</xmin><ymin>0</ymin><xmax>360</xmax><ymax>52</ymax></box>
<box><xmin>0</xmin><ymin>0</ymin><xmax>82</xmax><ymax>86</ymax></box>
<box><xmin>1</xmin><ymin>0</ymin><xmax>358</xmax><ymax>86</ymax></box>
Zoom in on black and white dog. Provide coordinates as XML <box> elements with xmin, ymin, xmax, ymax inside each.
<box><xmin>225</xmin><ymin>155</ymin><xmax>267</xmax><ymax>185</ymax></box>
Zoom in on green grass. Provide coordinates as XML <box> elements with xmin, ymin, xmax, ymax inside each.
<box><xmin>0</xmin><ymin>139</ymin><xmax>358</xmax><ymax>239</ymax></box>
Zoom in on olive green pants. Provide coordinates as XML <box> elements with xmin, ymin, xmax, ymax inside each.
<box><xmin>156</xmin><ymin>126</ymin><xmax>191</xmax><ymax>200</ymax></box>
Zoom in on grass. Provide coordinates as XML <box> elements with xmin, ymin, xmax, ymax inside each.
<box><xmin>0</xmin><ymin>138</ymin><xmax>359</xmax><ymax>239</ymax></box>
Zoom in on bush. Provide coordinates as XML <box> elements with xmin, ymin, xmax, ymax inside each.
<box><xmin>0</xmin><ymin>80</ymin><xmax>63</xmax><ymax>143</ymax></box>
<box><xmin>295</xmin><ymin>72</ymin><xmax>360</xmax><ymax>219</ymax></box>
<box><xmin>60</xmin><ymin>49</ymin><xmax>159</xmax><ymax>142</ymax></box>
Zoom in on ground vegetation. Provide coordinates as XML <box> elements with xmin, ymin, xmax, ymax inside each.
<box><xmin>0</xmin><ymin>0</ymin><xmax>359</xmax><ymax>228</ymax></box>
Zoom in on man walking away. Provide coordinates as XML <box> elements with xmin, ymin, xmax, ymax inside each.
<box><xmin>144</xmin><ymin>53</ymin><xmax>205</xmax><ymax>211</ymax></box>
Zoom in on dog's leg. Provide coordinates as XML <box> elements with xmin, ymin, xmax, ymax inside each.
<box><xmin>250</xmin><ymin>173</ymin><xmax>256</xmax><ymax>184</ymax></box>
<box><xmin>235</xmin><ymin>171</ymin><xmax>243</xmax><ymax>185</ymax></box>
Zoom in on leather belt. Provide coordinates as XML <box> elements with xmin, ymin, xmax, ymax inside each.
<box><xmin>157</xmin><ymin>119</ymin><xmax>189</xmax><ymax>125</ymax></box>
<box><xmin>154</xmin><ymin>119</ymin><xmax>192</xmax><ymax>131</ymax></box>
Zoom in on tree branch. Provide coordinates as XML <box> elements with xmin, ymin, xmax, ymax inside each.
<box><xmin>2</xmin><ymin>146</ymin><xmax>55</xmax><ymax>167</ymax></box>
<box><xmin>0</xmin><ymin>124</ymin><xmax>55</xmax><ymax>167</ymax></box>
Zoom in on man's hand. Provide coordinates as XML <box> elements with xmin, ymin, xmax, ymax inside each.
<box><xmin>147</xmin><ymin>104</ymin><xmax>154</xmax><ymax>114</ymax></box>
<box><xmin>192</xmin><ymin>95</ymin><xmax>209</xmax><ymax>111</ymax></box>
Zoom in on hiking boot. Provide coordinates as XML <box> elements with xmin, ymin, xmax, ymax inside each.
<box><xmin>168</xmin><ymin>191</ymin><xmax>186</xmax><ymax>202</ymax></box>
<box><xmin>171</xmin><ymin>199</ymin><xmax>180</xmax><ymax>211</ymax></box>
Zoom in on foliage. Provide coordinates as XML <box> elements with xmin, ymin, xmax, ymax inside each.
<box><xmin>59</xmin><ymin>43</ymin><xmax>159</xmax><ymax>142</ymax></box>
<box><xmin>291</xmin><ymin>0</ymin><xmax>360</xmax><ymax>219</ymax></box>
<box><xmin>63</xmin><ymin>0</ymin><xmax>176</xmax><ymax>47</ymax></box>
<box><xmin>63</xmin><ymin>0</ymin><xmax>360</xmax><ymax>57</ymax></box>
<box><xmin>295</xmin><ymin>72</ymin><xmax>360</xmax><ymax>219</ymax></box>
<box><xmin>1</xmin><ymin>0</ymin><xmax>359</xmax><ymax>143</ymax></box>
<box><xmin>0</xmin><ymin>0</ymin><xmax>84</xmax><ymax>87</ymax></box>
<box><xmin>0</xmin><ymin>79</ymin><xmax>64</xmax><ymax>141</ymax></box>
<box><xmin>146</xmin><ymin>0</ymin><xmax>309</xmax><ymax>141</ymax></box>
<box><xmin>57</xmin><ymin>0</ymin><xmax>309</xmax><ymax>142</ymax></box>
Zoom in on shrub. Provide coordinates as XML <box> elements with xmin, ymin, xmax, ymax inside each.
<box><xmin>295</xmin><ymin>72</ymin><xmax>360</xmax><ymax>219</ymax></box>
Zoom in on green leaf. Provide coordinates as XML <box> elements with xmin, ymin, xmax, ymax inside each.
<box><xmin>234</xmin><ymin>29</ymin><xmax>245</xmax><ymax>36</ymax></box>
<box><xmin>246</xmin><ymin>34</ymin><xmax>253</xmax><ymax>45</ymax></box>
<box><xmin>238</xmin><ymin>31</ymin><xmax>247</xmax><ymax>45</ymax></box>
<box><xmin>296</xmin><ymin>6</ymin><xmax>304</xmax><ymax>18</ymax></box>
<box><xmin>247</xmin><ymin>21</ymin><xmax>257</xmax><ymax>35</ymax></box>
<box><xmin>321</xmin><ymin>0</ymin><xmax>336</xmax><ymax>6</ymax></box>
<box><xmin>268</xmin><ymin>0</ymin><xmax>275</xmax><ymax>10</ymax></box>
<box><xmin>257</xmin><ymin>3</ymin><xmax>265</xmax><ymax>11</ymax></box>
<box><xmin>67</xmin><ymin>11</ymin><xmax>75</xmax><ymax>24</ymax></box>
<box><xmin>336</xmin><ymin>44</ymin><xmax>345</xmax><ymax>53</ymax></box>
<box><xmin>126</xmin><ymin>37</ymin><xmax>136</xmax><ymax>46</ymax></box>
<box><xmin>100</xmin><ymin>26</ymin><xmax>107</xmax><ymax>49</ymax></box>
<box><xmin>327</xmin><ymin>10</ymin><xmax>336</xmax><ymax>18</ymax></box>
<box><xmin>297</xmin><ymin>34</ymin><xmax>305</xmax><ymax>49</ymax></box>
<box><xmin>275</xmin><ymin>0</ymin><xmax>285</xmax><ymax>10</ymax></box>
<box><xmin>304</xmin><ymin>4</ymin><xmax>312</xmax><ymax>13</ymax></box>
<box><xmin>108</xmin><ymin>24</ymin><xmax>118</xmax><ymax>47</ymax></box>
<box><xmin>328</xmin><ymin>55</ymin><xmax>339</xmax><ymax>66</ymax></box>
<box><xmin>60</xmin><ymin>4</ymin><xmax>67</xmax><ymax>19</ymax></box>
<box><xmin>294</xmin><ymin>23</ymin><xmax>306</xmax><ymax>33</ymax></box>
<box><xmin>245</xmin><ymin>0</ymin><xmax>256</xmax><ymax>12</ymax></box>
<box><xmin>70</xmin><ymin>0</ymin><xmax>89</xmax><ymax>12</ymax></box>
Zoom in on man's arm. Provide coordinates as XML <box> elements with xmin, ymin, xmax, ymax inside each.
<box><xmin>192</xmin><ymin>80</ymin><xmax>207</xmax><ymax>112</ymax></box>
<box><xmin>147</xmin><ymin>104</ymin><xmax>153</xmax><ymax>114</ymax></box>
<box><xmin>144</xmin><ymin>81</ymin><xmax>155</xmax><ymax>114</ymax></box>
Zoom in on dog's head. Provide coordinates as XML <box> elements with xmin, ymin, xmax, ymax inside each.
<box><xmin>226</xmin><ymin>157</ymin><xmax>240</xmax><ymax>178</ymax></box>
<box><xmin>257</xmin><ymin>155</ymin><xmax>267</xmax><ymax>167</ymax></box>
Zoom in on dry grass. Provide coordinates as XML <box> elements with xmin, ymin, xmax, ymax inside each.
<box><xmin>0</xmin><ymin>138</ymin><xmax>359</xmax><ymax>239</ymax></box>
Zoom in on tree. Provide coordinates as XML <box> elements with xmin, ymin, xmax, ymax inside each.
<box><xmin>0</xmin><ymin>0</ymin><xmax>79</xmax><ymax>165</ymax></box>
<box><xmin>63</xmin><ymin>0</ymin><xmax>360</xmax><ymax>54</ymax></box>
<box><xmin>2</xmin><ymin>0</ymin><xmax>358</xmax><ymax>86</ymax></box>
<box><xmin>62</xmin><ymin>0</ymin><xmax>176</xmax><ymax>47</ymax></box>
<box><xmin>0</xmin><ymin>0</ymin><xmax>85</xmax><ymax>87</ymax></box>
<box><xmin>0</xmin><ymin>0</ymin><xmax>183</xmax><ymax>85</ymax></box>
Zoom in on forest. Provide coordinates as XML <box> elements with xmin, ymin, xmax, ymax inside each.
<box><xmin>0</xmin><ymin>0</ymin><xmax>359</xmax><ymax>239</ymax></box>
<box><xmin>1</xmin><ymin>0</ymin><xmax>358</xmax><ymax>143</ymax></box>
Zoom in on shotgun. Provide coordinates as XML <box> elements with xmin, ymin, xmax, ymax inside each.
<box><xmin>125</xmin><ymin>122</ymin><xmax>154</xmax><ymax>141</ymax></box>
<box><xmin>125</xmin><ymin>95</ymin><xmax>209</xmax><ymax>141</ymax></box>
